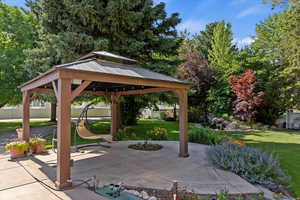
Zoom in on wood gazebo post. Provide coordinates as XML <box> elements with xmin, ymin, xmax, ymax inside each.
<box><xmin>22</xmin><ymin>90</ymin><xmax>30</xmax><ymax>141</ymax></box>
<box><xmin>173</xmin><ymin>89</ymin><xmax>189</xmax><ymax>157</ymax></box>
<box><xmin>56</xmin><ymin>78</ymin><xmax>72</xmax><ymax>188</ymax></box>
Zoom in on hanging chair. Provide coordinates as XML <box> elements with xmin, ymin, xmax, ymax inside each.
<box><xmin>74</xmin><ymin>102</ymin><xmax>113</xmax><ymax>151</ymax></box>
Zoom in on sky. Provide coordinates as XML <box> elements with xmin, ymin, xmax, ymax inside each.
<box><xmin>4</xmin><ymin>0</ymin><xmax>281</xmax><ymax>47</ymax></box>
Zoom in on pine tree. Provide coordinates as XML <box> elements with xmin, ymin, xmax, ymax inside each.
<box><xmin>25</xmin><ymin>0</ymin><xmax>181</xmax><ymax>125</ymax></box>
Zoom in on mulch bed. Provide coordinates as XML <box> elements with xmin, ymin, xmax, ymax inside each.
<box><xmin>128</xmin><ymin>143</ymin><xmax>163</xmax><ymax>151</ymax></box>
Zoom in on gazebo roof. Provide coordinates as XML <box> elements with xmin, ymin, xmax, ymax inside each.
<box><xmin>55</xmin><ymin>58</ymin><xmax>187</xmax><ymax>85</ymax></box>
<box><xmin>19</xmin><ymin>51</ymin><xmax>190</xmax><ymax>93</ymax></box>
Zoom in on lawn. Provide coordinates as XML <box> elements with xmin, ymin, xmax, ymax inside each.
<box><xmin>226</xmin><ymin>129</ymin><xmax>300</xmax><ymax>197</ymax></box>
<box><xmin>0</xmin><ymin>120</ymin><xmax>56</xmax><ymax>134</ymax></box>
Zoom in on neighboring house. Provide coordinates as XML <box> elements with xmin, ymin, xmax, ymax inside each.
<box><xmin>276</xmin><ymin>110</ymin><xmax>300</xmax><ymax>129</ymax></box>
<box><xmin>0</xmin><ymin>101</ymin><xmax>111</xmax><ymax>119</ymax></box>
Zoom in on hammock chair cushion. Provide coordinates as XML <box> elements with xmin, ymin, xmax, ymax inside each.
<box><xmin>76</xmin><ymin>120</ymin><xmax>113</xmax><ymax>142</ymax></box>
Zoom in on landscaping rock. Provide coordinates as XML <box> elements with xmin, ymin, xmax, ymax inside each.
<box><xmin>225</xmin><ymin>121</ymin><xmax>239</xmax><ymax>130</ymax></box>
<box><xmin>148</xmin><ymin>197</ymin><xmax>157</xmax><ymax>200</ymax></box>
<box><xmin>141</xmin><ymin>191</ymin><xmax>149</xmax><ymax>199</ymax></box>
<box><xmin>126</xmin><ymin>189</ymin><xmax>140</xmax><ymax>197</ymax></box>
<box><xmin>256</xmin><ymin>185</ymin><xmax>295</xmax><ymax>200</ymax></box>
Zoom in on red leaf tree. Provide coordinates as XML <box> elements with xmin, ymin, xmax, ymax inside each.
<box><xmin>228</xmin><ymin>71</ymin><xmax>265</xmax><ymax>123</ymax></box>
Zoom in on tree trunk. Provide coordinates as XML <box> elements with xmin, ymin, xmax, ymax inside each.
<box><xmin>173</xmin><ymin>104</ymin><xmax>177</xmax><ymax>121</ymax></box>
<box><xmin>50</xmin><ymin>103</ymin><xmax>57</xmax><ymax>122</ymax></box>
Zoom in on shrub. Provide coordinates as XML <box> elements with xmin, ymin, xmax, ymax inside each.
<box><xmin>189</xmin><ymin>128</ymin><xmax>223</xmax><ymax>145</ymax></box>
<box><xmin>115</xmin><ymin>128</ymin><xmax>137</xmax><ymax>141</ymax></box>
<box><xmin>147</xmin><ymin>127</ymin><xmax>168</xmax><ymax>140</ymax></box>
<box><xmin>210</xmin><ymin>144</ymin><xmax>290</xmax><ymax>191</ymax></box>
<box><xmin>29</xmin><ymin>137</ymin><xmax>46</xmax><ymax>146</ymax></box>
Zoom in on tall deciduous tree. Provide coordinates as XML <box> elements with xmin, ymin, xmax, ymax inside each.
<box><xmin>25</xmin><ymin>0</ymin><xmax>181</xmax><ymax>125</ymax></box>
<box><xmin>178</xmin><ymin>50</ymin><xmax>217</xmax><ymax>123</ymax></box>
<box><xmin>250</xmin><ymin>3</ymin><xmax>300</xmax><ymax>124</ymax></box>
<box><xmin>0</xmin><ymin>2</ymin><xmax>38</xmax><ymax>107</ymax></box>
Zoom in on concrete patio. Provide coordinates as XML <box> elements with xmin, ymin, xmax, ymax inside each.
<box><xmin>0</xmin><ymin>141</ymin><xmax>260</xmax><ymax>199</ymax></box>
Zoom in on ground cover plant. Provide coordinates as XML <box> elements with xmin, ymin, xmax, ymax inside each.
<box><xmin>225</xmin><ymin>129</ymin><xmax>300</xmax><ymax>197</ymax></box>
<box><xmin>211</xmin><ymin>144</ymin><xmax>289</xmax><ymax>192</ymax></box>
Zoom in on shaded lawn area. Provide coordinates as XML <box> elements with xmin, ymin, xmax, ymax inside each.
<box><xmin>0</xmin><ymin>120</ymin><xmax>56</xmax><ymax>134</ymax></box>
<box><xmin>226</xmin><ymin>129</ymin><xmax>300</xmax><ymax>197</ymax></box>
<box><xmin>45</xmin><ymin>119</ymin><xmax>196</xmax><ymax>148</ymax></box>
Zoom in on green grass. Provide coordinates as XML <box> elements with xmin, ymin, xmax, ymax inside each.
<box><xmin>0</xmin><ymin>120</ymin><xmax>56</xmax><ymax>134</ymax></box>
<box><xmin>225</xmin><ymin>129</ymin><xmax>300</xmax><ymax>197</ymax></box>
<box><xmin>44</xmin><ymin>119</ymin><xmax>196</xmax><ymax>148</ymax></box>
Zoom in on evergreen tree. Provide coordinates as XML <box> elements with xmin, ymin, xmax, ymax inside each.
<box><xmin>25</xmin><ymin>0</ymin><xmax>181</xmax><ymax>125</ymax></box>
<box><xmin>207</xmin><ymin>21</ymin><xmax>238</xmax><ymax>115</ymax></box>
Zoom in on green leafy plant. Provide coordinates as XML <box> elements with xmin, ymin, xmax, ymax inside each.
<box><xmin>5</xmin><ymin>141</ymin><xmax>29</xmax><ymax>153</ymax></box>
<box><xmin>189</xmin><ymin>128</ymin><xmax>223</xmax><ymax>145</ymax></box>
<box><xmin>115</xmin><ymin>127</ymin><xmax>137</xmax><ymax>141</ymax></box>
<box><xmin>29</xmin><ymin>137</ymin><xmax>46</xmax><ymax>146</ymax></box>
<box><xmin>147</xmin><ymin>127</ymin><xmax>168</xmax><ymax>140</ymax></box>
<box><xmin>211</xmin><ymin>144</ymin><xmax>290</xmax><ymax>192</ymax></box>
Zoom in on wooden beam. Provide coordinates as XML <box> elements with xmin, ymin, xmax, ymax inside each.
<box><xmin>32</xmin><ymin>88</ymin><xmax>108</xmax><ymax>96</ymax></box>
<box><xmin>59</xmin><ymin>69</ymin><xmax>191</xmax><ymax>89</ymax></box>
<box><xmin>21</xmin><ymin>71</ymin><xmax>59</xmax><ymax>91</ymax></box>
<box><xmin>31</xmin><ymin>88</ymin><xmax>55</xmax><ymax>94</ymax></box>
<box><xmin>56</xmin><ymin>78</ymin><xmax>72</xmax><ymax>189</ymax></box>
<box><xmin>113</xmin><ymin>87</ymin><xmax>172</xmax><ymax>96</ymax></box>
<box><xmin>52</xmin><ymin>81</ymin><xmax>58</xmax><ymax>99</ymax></box>
<box><xmin>173</xmin><ymin>89</ymin><xmax>189</xmax><ymax>157</ymax></box>
<box><xmin>22</xmin><ymin>90</ymin><xmax>30</xmax><ymax>141</ymax></box>
<box><xmin>70</xmin><ymin>80</ymin><xmax>92</xmax><ymax>101</ymax></box>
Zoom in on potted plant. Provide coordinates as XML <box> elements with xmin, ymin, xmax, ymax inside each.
<box><xmin>29</xmin><ymin>137</ymin><xmax>47</xmax><ymax>153</ymax></box>
<box><xmin>5</xmin><ymin>141</ymin><xmax>29</xmax><ymax>158</ymax></box>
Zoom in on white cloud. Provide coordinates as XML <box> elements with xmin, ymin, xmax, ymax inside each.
<box><xmin>233</xmin><ymin>37</ymin><xmax>255</xmax><ymax>48</ymax></box>
<box><xmin>177</xmin><ymin>20</ymin><xmax>207</xmax><ymax>35</ymax></box>
<box><xmin>237</xmin><ymin>5</ymin><xmax>263</xmax><ymax>18</ymax></box>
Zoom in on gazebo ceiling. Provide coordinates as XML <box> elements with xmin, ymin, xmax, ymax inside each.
<box><xmin>40</xmin><ymin>81</ymin><xmax>155</xmax><ymax>93</ymax></box>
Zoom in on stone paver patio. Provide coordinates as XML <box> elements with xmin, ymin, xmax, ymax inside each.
<box><xmin>0</xmin><ymin>141</ymin><xmax>259</xmax><ymax>200</ymax></box>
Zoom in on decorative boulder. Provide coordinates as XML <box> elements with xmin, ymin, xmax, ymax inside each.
<box><xmin>225</xmin><ymin>121</ymin><xmax>239</xmax><ymax>130</ymax></box>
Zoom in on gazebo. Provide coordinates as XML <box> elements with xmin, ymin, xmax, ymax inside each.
<box><xmin>18</xmin><ymin>51</ymin><xmax>191</xmax><ymax>189</ymax></box>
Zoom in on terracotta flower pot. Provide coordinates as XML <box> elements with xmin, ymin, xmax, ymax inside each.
<box><xmin>30</xmin><ymin>145</ymin><xmax>37</xmax><ymax>153</ymax></box>
<box><xmin>36</xmin><ymin>141</ymin><xmax>46</xmax><ymax>153</ymax></box>
<box><xmin>10</xmin><ymin>147</ymin><xmax>25</xmax><ymax>159</ymax></box>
